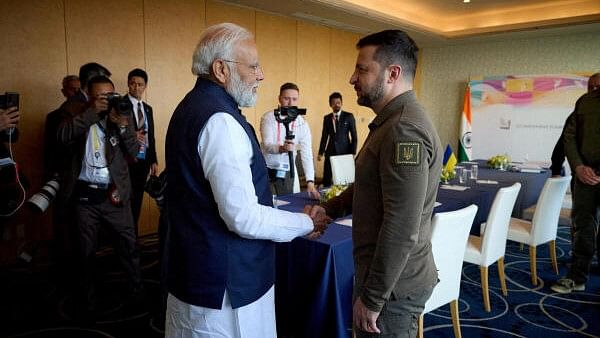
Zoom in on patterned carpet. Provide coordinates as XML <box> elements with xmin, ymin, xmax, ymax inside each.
<box><xmin>0</xmin><ymin>236</ymin><xmax>165</xmax><ymax>338</ymax></box>
<box><xmin>0</xmin><ymin>225</ymin><xmax>598</xmax><ymax>338</ymax></box>
<box><xmin>423</xmin><ymin>225</ymin><xmax>600</xmax><ymax>338</ymax></box>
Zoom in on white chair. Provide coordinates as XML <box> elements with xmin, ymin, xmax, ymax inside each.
<box><xmin>463</xmin><ymin>183</ymin><xmax>521</xmax><ymax>312</ymax></box>
<box><xmin>418</xmin><ymin>205</ymin><xmax>478</xmax><ymax>338</ymax></box>
<box><xmin>507</xmin><ymin>176</ymin><xmax>570</xmax><ymax>285</ymax></box>
<box><xmin>330</xmin><ymin>154</ymin><xmax>355</xmax><ymax>185</ymax></box>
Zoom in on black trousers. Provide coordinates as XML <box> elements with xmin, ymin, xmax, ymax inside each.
<box><xmin>568</xmin><ymin>178</ymin><xmax>600</xmax><ymax>284</ymax></box>
<box><xmin>323</xmin><ymin>155</ymin><xmax>333</xmax><ymax>187</ymax></box>
<box><xmin>129</xmin><ymin>160</ymin><xmax>150</xmax><ymax>235</ymax></box>
<box><xmin>76</xmin><ymin>196</ymin><xmax>141</xmax><ymax>307</ymax></box>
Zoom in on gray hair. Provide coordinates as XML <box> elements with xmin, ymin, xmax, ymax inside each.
<box><xmin>191</xmin><ymin>23</ymin><xmax>253</xmax><ymax>76</ymax></box>
<box><xmin>62</xmin><ymin>75</ymin><xmax>79</xmax><ymax>87</ymax></box>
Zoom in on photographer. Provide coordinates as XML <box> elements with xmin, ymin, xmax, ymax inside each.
<box><xmin>260</xmin><ymin>82</ymin><xmax>320</xmax><ymax>199</ymax></box>
<box><xmin>57</xmin><ymin>75</ymin><xmax>142</xmax><ymax>317</ymax></box>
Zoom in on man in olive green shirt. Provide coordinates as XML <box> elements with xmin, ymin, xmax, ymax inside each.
<box><xmin>313</xmin><ymin>30</ymin><xmax>442</xmax><ymax>337</ymax></box>
<box><xmin>551</xmin><ymin>73</ymin><xmax>600</xmax><ymax>294</ymax></box>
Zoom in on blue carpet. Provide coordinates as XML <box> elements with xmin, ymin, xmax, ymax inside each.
<box><xmin>423</xmin><ymin>225</ymin><xmax>600</xmax><ymax>338</ymax></box>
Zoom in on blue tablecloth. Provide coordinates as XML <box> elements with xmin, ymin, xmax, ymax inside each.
<box><xmin>467</xmin><ymin>160</ymin><xmax>550</xmax><ymax>218</ymax></box>
<box><xmin>274</xmin><ymin>163</ymin><xmax>550</xmax><ymax>337</ymax></box>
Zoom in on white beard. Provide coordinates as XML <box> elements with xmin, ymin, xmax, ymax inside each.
<box><xmin>226</xmin><ymin>69</ymin><xmax>257</xmax><ymax>108</ymax></box>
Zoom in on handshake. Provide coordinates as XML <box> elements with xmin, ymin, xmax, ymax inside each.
<box><xmin>303</xmin><ymin>204</ymin><xmax>331</xmax><ymax>239</ymax></box>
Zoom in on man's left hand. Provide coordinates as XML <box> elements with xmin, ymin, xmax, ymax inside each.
<box><xmin>306</xmin><ymin>181</ymin><xmax>321</xmax><ymax>199</ymax></box>
<box><xmin>353</xmin><ymin>297</ymin><xmax>381</xmax><ymax>334</ymax></box>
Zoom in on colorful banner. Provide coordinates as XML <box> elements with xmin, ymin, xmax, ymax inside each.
<box><xmin>468</xmin><ymin>74</ymin><xmax>589</xmax><ymax>165</ymax></box>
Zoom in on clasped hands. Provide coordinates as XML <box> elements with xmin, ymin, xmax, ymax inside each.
<box><xmin>303</xmin><ymin>204</ymin><xmax>331</xmax><ymax>239</ymax></box>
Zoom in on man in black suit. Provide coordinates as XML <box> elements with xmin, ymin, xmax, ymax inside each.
<box><xmin>318</xmin><ymin>92</ymin><xmax>357</xmax><ymax>186</ymax></box>
<box><xmin>125</xmin><ymin>68</ymin><xmax>158</xmax><ymax>235</ymax></box>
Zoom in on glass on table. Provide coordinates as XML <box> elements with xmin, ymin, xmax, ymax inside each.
<box><xmin>461</xmin><ymin>169</ymin><xmax>471</xmax><ymax>184</ymax></box>
<box><xmin>470</xmin><ymin>164</ymin><xmax>478</xmax><ymax>180</ymax></box>
<box><xmin>455</xmin><ymin>166</ymin><xmax>464</xmax><ymax>184</ymax></box>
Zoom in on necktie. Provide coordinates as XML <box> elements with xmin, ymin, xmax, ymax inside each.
<box><xmin>136</xmin><ymin>102</ymin><xmax>144</xmax><ymax>130</ymax></box>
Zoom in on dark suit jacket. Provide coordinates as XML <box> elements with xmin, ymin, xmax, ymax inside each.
<box><xmin>318</xmin><ymin>110</ymin><xmax>357</xmax><ymax>157</ymax></box>
<box><xmin>123</xmin><ymin>94</ymin><xmax>158</xmax><ymax>166</ymax></box>
<box><xmin>57</xmin><ymin>99</ymin><xmax>139</xmax><ymax>203</ymax></box>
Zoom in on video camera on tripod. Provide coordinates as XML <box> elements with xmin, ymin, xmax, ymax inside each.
<box><xmin>273</xmin><ymin>106</ymin><xmax>306</xmax><ymax>179</ymax></box>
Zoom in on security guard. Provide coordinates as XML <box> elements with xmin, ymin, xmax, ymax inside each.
<box><xmin>319</xmin><ymin>30</ymin><xmax>442</xmax><ymax>337</ymax></box>
<box><xmin>552</xmin><ymin>73</ymin><xmax>600</xmax><ymax>294</ymax></box>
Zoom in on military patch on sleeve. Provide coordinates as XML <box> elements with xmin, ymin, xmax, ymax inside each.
<box><xmin>395</xmin><ymin>142</ymin><xmax>421</xmax><ymax>166</ymax></box>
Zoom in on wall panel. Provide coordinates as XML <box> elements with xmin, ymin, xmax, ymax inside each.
<box><xmin>0</xmin><ymin>0</ymin><xmax>68</xmax><ymax>254</ymax></box>
<box><xmin>254</xmin><ymin>13</ymin><xmax>297</xmax><ymax>130</ymax></box>
<box><xmin>141</xmin><ymin>0</ymin><xmax>205</xmax><ymax>235</ymax></box>
<box><xmin>328</xmin><ymin>29</ymin><xmax>370</xmax><ymax>156</ymax></box>
<box><xmin>65</xmin><ymin>0</ymin><xmax>145</xmax><ymax>92</ymax></box>
<box><xmin>297</xmin><ymin>22</ymin><xmax>331</xmax><ymax>177</ymax></box>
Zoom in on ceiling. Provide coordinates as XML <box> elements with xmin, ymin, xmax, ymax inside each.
<box><xmin>220</xmin><ymin>0</ymin><xmax>600</xmax><ymax>46</ymax></box>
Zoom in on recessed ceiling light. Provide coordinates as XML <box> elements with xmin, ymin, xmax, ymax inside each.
<box><xmin>464</xmin><ymin>0</ymin><xmax>470</xmax><ymax>3</ymax></box>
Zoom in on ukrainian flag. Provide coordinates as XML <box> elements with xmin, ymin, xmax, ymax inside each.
<box><xmin>443</xmin><ymin>144</ymin><xmax>457</xmax><ymax>172</ymax></box>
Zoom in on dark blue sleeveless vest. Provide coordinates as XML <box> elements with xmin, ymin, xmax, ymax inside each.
<box><xmin>165</xmin><ymin>77</ymin><xmax>274</xmax><ymax>309</ymax></box>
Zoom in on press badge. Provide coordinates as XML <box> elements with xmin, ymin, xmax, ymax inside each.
<box><xmin>109</xmin><ymin>136</ymin><xmax>118</xmax><ymax>147</ymax></box>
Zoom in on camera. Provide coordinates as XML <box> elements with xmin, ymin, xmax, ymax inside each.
<box><xmin>145</xmin><ymin>170</ymin><xmax>167</xmax><ymax>206</ymax></box>
<box><xmin>274</xmin><ymin>106</ymin><xmax>306</xmax><ymax>124</ymax></box>
<box><xmin>0</xmin><ymin>92</ymin><xmax>19</xmax><ymax>110</ymax></box>
<box><xmin>27</xmin><ymin>176</ymin><xmax>60</xmax><ymax>213</ymax></box>
<box><xmin>106</xmin><ymin>92</ymin><xmax>132</xmax><ymax>115</ymax></box>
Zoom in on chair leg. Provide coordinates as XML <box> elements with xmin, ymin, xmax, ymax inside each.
<box><xmin>497</xmin><ymin>257</ymin><xmax>508</xmax><ymax>296</ymax></box>
<box><xmin>529</xmin><ymin>245</ymin><xmax>538</xmax><ymax>285</ymax></box>
<box><xmin>450</xmin><ymin>299</ymin><xmax>462</xmax><ymax>338</ymax></box>
<box><xmin>480</xmin><ymin>266</ymin><xmax>491</xmax><ymax>312</ymax></box>
<box><xmin>549</xmin><ymin>240</ymin><xmax>559</xmax><ymax>274</ymax></box>
<box><xmin>417</xmin><ymin>314</ymin><xmax>424</xmax><ymax>338</ymax></box>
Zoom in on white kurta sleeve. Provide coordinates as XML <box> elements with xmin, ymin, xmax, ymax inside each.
<box><xmin>198</xmin><ymin>113</ymin><xmax>313</xmax><ymax>242</ymax></box>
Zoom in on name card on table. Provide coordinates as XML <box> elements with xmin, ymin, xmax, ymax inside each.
<box><xmin>336</xmin><ymin>218</ymin><xmax>352</xmax><ymax>227</ymax></box>
<box><xmin>440</xmin><ymin>185</ymin><xmax>470</xmax><ymax>191</ymax></box>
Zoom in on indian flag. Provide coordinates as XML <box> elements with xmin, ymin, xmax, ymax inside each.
<box><xmin>458</xmin><ymin>86</ymin><xmax>472</xmax><ymax>162</ymax></box>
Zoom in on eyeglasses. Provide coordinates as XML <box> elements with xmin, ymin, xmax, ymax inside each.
<box><xmin>221</xmin><ymin>59</ymin><xmax>262</xmax><ymax>75</ymax></box>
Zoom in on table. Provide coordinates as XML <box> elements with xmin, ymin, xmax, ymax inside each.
<box><xmin>274</xmin><ymin>164</ymin><xmax>550</xmax><ymax>337</ymax></box>
<box><xmin>275</xmin><ymin>194</ymin><xmax>354</xmax><ymax>338</ymax></box>
<box><xmin>468</xmin><ymin>160</ymin><xmax>550</xmax><ymax>218</ymax></box>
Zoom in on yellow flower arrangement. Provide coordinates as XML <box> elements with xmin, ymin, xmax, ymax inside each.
<box><xmin>487</xmin><ymin>155</ymin><xmax>510</xmax><ymax>170</ymax></box>
<box><xmin>440</xmin><ymin>168</ymin><xmax>456</xmax><ymax>183</ymax></box>
<box><xmin>321</xmin><ymin>184</ymin><xmax>348</xmax><ymax>202</ymax></box>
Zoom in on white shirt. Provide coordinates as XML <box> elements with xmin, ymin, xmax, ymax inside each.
<box><xmin>78</xmin><ymin>123</ymin><xmax>110</xmax><ymax>184</ymax></box>
<box><xmin>128</xmin><ymin>95</ymin><xmax>146</xmax><ymax>130</ymax></box>
<box><xmin>198</xmin><ymin>112</ymin><xmax>313</xmax><ymax>242</ymax></box>
<box><xmin>259</xmin><ymin>110</ymin><xmax>316</xmax><ymax>182</ymax></box>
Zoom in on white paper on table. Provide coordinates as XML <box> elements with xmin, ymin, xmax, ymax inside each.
<box><xmin>476</xmin><ymin>179</ymin><xmax>498</xmax><ymax>184</ymax></box>
<box><xmin>274</xmin><ymin>199</ymin><xmax>290</xmax><ymax>207</ymax></box>
<box><xmin>336</xmin><ymin>218</ymin><xmax>352</xmax><ymax>227</ymax></box>
<box><xmin>434</xmin><ymin>202</ymin><xmax>442</xmax><ymax>207</ymax></box>
<box><xmin>439</xmin><ymin>185</ymin><xmax>469</xmax><ymax>191</ymax></box>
